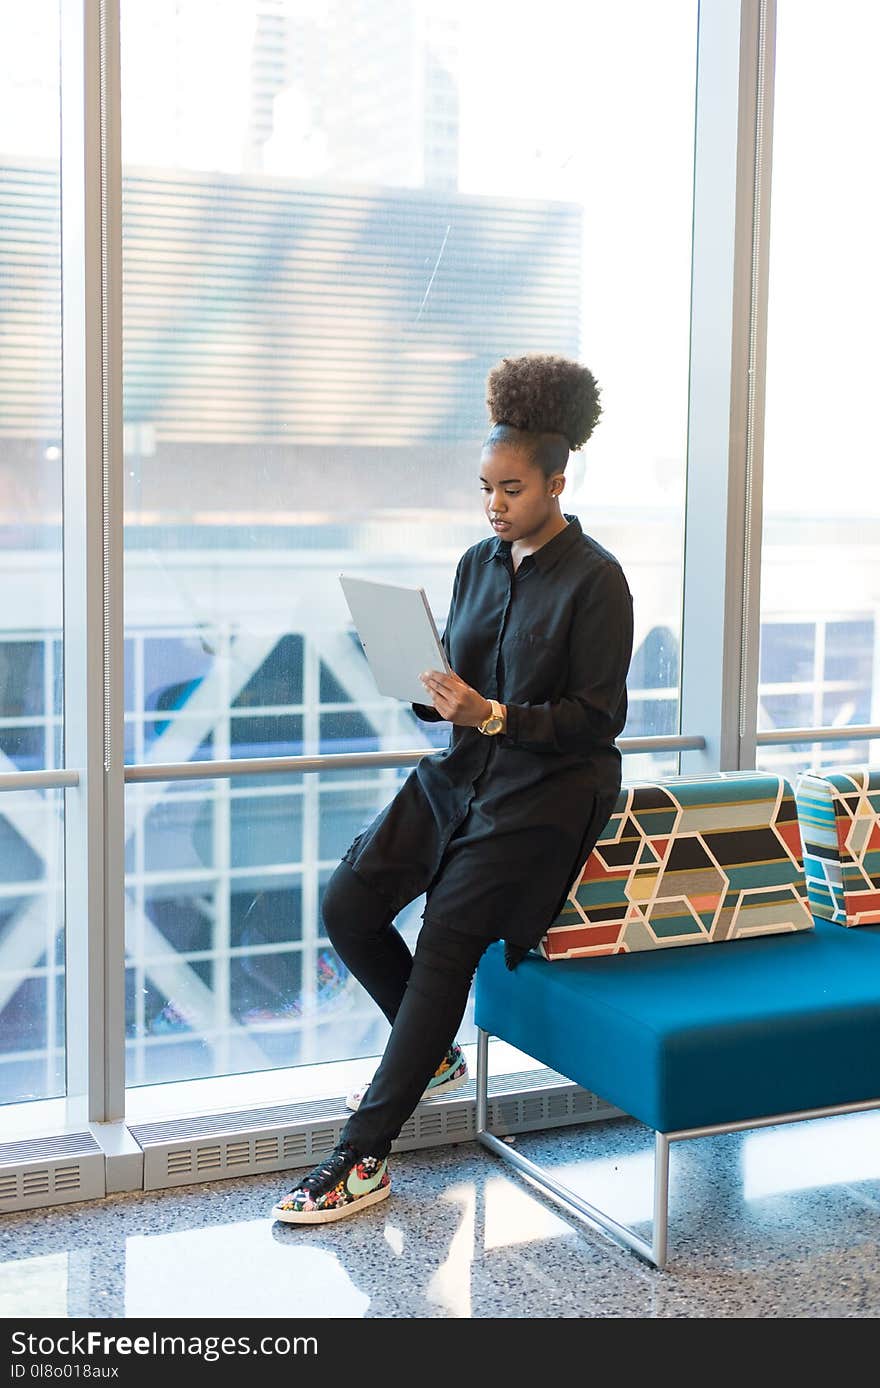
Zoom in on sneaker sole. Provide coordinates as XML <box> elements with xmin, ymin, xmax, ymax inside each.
<box><xmin>344</xmin><ymin>1066</ymin><xmax>468</xmax><ymax>1112</ymax></box>
<box><xmin>271</xmin><ymin>1181</ymin><xmax>391</xmax><ymax>1225</ymax></box>
<box><xmin>423</xmin><ymin>1067</ymin><xmax>468</xmax><ymax>1100</ymax></box>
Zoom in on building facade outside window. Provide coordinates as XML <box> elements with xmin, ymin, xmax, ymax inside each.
<box><xmin>0</xmin><ymin>0</ymin><xmax>65</xmax><ymax>1105</ymax></box>
<box><xmin>12</xmin><ymin>4</ymin><xmax>876</xmax><ymax>1110</ymax></box>
<box><xmin>757</xmin><ymin>0</ymin><xmax>880</xmax><ymax>776</ymax></box>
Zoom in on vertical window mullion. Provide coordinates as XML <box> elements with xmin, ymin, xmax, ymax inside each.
<box><xmin>101</xmin><ymin>0</ymin><xmax>126</xmax><ymax>1122</ymax></box>
<box><xmin>61</xmin><ymin>0</ymin><xmax>125</xmax><ymax>1122</ymax></box>
<box><xmin>679</xmin><ymin>0</ymin><xmax>776</xmax><ymax>774</ymax></box>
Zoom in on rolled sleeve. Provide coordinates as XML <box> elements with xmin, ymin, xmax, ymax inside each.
<box><xmin>412</xmin><ymin>700</ymin><xmax>446</xmax><ymax>723</ymax></box>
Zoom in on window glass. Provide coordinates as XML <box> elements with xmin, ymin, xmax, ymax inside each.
<box><xmin>120</xmin><ymin>0</ymin><xmax>697</xmax><ymax>1086</ymax></box>
<box><xmin>0</xmin><ymin>791</ymin><xmax>65</xmax><ymax>1104</ymax></box>
<box><xmin>758</xmin><ymin>0</ymin><xmax>880</xmax><ymax>776</ymax></box>
<box><xmin>0</xmin><ymin>2</ymin><xmax>65</xmax><ymax>1105</ymax></box>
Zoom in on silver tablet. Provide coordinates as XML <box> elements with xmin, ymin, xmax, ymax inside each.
<box><xmin>339</xmin><ymin>573</ymin><xmax>452</xmax><ymax>704</ymax></box>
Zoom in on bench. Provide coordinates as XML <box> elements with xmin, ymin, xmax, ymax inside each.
<box><xmin>473</xmin><ymin>768</ymin><xmax>880</xmax><ymax>1269</ymax></box>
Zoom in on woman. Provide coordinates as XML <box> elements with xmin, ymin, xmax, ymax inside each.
<box><xmin>273</xmin><ymin>353</ymin><xmax>634</xmax><ymax>1224</ymax></box>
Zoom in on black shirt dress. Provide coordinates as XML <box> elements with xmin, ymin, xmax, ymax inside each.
<box><xmin>342</xmin><ymin>515</ymin><xmax>634</xmax><ymax>957</ymax></box>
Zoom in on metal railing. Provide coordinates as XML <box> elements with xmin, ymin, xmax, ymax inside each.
<box><xmin>0</xmin><ymin>734</ymin><xmax>701</xmax><ymax>790</ymax></box>
<box><xmin>0</xmin><ymin>769</ymin><xmax>80</xmax><ymax>790</ymax></box>
<box><xmin>4</xmin><ymin>723</ymin><xmax>880</xmax><ymax>792</ymax></box>
<box><xmin>122</xmin><ymin>732</ymin><xmax>706</xmax><ymax>782</ymax></box>
<box><xmin>754</xmin><ymin>724</ymin><xmax>880</xmax><ymax>746</ymax></box>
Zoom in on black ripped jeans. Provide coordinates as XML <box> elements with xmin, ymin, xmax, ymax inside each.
<box><xmin>322</xmin><ymin>860</ymin><xmax>500</xmax><ymax>1159</ymax></box>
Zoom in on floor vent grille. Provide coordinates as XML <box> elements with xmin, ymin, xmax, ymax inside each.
<box><xmin>130</xmin><ymin>1071</ymin><xmax>620</xmax><ymax>1192</ymax></box>
<box><xmin>0</xmin><ymin>1132</ymin><xmax>105</xmax><ymax>1212</ymax></box>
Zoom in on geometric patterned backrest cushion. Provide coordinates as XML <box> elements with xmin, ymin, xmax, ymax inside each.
<box><xmin>793</xmin><ymin>766</ymin><xmax>880</xmax><ymax>927</ymax></box>
<box><xmin>537</xmin><ymin>771</ymin><xmax>814</xmax><ymax>960</ymax></box>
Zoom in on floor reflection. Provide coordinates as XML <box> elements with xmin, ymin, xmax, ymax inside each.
<box><xmin>126</xmin><ymin>1219</ymin><xmax>371</xmax><ymax>1318</ymax></box>
<box><xmin>424</xmin><ymin>1184</ymin><xmax>475</xmax><ymax>1317</ymax></box>
<box><xmin>742</xmin><ymin>1110</ymin><xmax>880</xmax><ymax>1200</ymax></box>
<box><xmin>0</xmin><ymin>1250</ymin><xmax>71</xmax><ymax>1318</ymax></box>
<box><xmin>480</xmin><ymin>1175</ymin><xmax>576</xmax><ymax>1249</ymax></box>
<box><xmin>1</xmin><ymin>1114</ymin><xmax>880</xmax><ymax>1317</ymax></box>
<box><xmin>0</xmin><ymin>1247</ymin><xmax>92</xmax><ymax>1319</ymax></box>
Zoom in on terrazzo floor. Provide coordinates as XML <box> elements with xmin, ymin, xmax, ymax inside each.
<box><xmin>3</xmin><ymin>1107</ymin><xmax>880</xmax><ymax>1320</ymax></box>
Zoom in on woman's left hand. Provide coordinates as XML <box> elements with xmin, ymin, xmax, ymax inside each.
<box><xmin>419</xmin><ymin>669</ymin><xmax>492</xmax><ymax>728</ymax></box>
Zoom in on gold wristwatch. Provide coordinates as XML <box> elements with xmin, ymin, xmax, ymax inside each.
<box><xmin>477</xmin><ymin>699</ymin><xmax>505</xmax><ymax>736</ymax></box>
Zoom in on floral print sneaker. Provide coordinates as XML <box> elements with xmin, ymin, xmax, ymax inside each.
<box><xmin>272</xmin><ymin>1140</ymin><xmax>390</xmax><ymax>1224</ymax></box>
<box><xmin>345</xmin><ymin>1042</ymin><xmax>468</xmax><ymax>1112</ymax></box>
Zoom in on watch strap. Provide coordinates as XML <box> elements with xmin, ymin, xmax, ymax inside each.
<box><xmin>478</xmin><ymin>699</ymin><xmax>504</xmax><ymax>735</ymax></box>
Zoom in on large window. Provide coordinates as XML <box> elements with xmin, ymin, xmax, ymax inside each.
<box><xmin>0</xmin><ymin>3</ymin><xmax>65</xmax><ymax>1104</ymax></box>
<box><xmin>758</xmin><ymin>0</ymin><xmax>880</xmax><ymax>776</ymax></box>
<box><xmin>5</xmin><ymin>0</ymin><xmax>876</xmax><ymax>1160</ymax></box>
<box><xmin>117</xmin><ymin>0</ymin><xmax>697</xmax><ymax>1087</ymax></box>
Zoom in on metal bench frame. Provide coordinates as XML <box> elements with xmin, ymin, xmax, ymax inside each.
<box><xmin>474</xmin><ymin>1027</ymin><xmax>880</xmax><ymax>1269</ymax></box>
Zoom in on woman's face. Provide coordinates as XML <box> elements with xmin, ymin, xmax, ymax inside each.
<box><xmin>479</xmin><ymin>443</ymin><xmax>564</xmax><ymax>543</ymax></box>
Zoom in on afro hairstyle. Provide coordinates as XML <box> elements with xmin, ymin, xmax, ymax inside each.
<box><xmin>485</xmin><ymin>353</ymin><xmax>602</xmax><ymax>451</ymax></box>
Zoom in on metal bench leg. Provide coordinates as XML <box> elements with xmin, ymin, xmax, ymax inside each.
<box><xmin>474</xmin><ymin>1027</ymin><xmax>669</xmax><ymax>1270</ymax></box>
<box><xmin>652</xmin><ymin>1130</ymin><xmax>669</xmax><ymax>1269</ymax></box>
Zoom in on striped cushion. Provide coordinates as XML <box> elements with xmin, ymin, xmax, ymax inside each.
<box><xmin>794</xmin><ymin>767</ymin><xmax>880</xmax><ymax>926</ymax></box>
<box><xmin>538</xmin><ymin>772</ymin><xmax>813</xmax><ymax>960</ymax></box>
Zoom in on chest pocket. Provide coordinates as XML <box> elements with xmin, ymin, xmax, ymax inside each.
<box><xmin>504</xmin><ymin>628</ymin><xmax>567</xmax><ymax>699</ymax></box>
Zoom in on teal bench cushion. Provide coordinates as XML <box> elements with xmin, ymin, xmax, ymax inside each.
<box><xmin>475</xmin><ymin>920</ymin><xmax>880</xmax><ymax>1133</ymax></box>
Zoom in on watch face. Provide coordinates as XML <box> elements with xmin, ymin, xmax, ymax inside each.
<box><xmin>479</xmin><ymin>701</ymin><xmax>503</xmax><ymax>734</ymax></box>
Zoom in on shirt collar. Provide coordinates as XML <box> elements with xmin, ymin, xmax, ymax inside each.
<box><xmin>482</xmin><ymin>514</ymin><xmax>583</xmax><ymax>572</ymax></box>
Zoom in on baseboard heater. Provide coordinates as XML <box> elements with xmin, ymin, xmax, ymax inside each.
<box><xmin>129</xmin><ymin>1069</ymin><xmax>621</xmax><ymax>1193</ymax></box>
<box><xmin>0</xmin><ymin>1132</ymin><xmax>106</xmax><ymax>1212</ymax></box>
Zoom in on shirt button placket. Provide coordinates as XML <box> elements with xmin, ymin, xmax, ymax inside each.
<box><xmin>493</xmin><ymin>564</ymin><xmax>514</xmax><ymax>704</ymax></box>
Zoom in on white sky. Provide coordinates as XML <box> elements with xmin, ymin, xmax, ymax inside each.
<box><xmin>1</xmin><ymin>0</ymin><xmax>878</xmax><ymax>517</ymax></box>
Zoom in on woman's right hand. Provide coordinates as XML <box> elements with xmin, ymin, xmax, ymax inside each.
<box><xmin>418</xmin><ymin>669</ymin><xmax>494</xmax><ymax>728</ymax></box>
